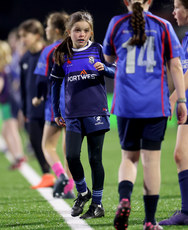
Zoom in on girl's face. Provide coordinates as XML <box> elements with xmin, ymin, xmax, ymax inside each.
<box><xmin>68</xmin><ymin>20</ymin><xmax>93</xmax><ymax>49</ymax></box>
<box><xmin>45</xmin><ymin>19</ymin><xmax>55</xmax><ymax>41</ymax></box>
<box><xmin>19</xmin><ymin>30</ymin><xmax>39</xmax><ymax>50</ymax></box>
<box><xmin>173</xmin><ymin>0</ymin><xmax>188</xmax><ymax>26</ymax></box>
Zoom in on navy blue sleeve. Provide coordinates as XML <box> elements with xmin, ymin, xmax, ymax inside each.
<box><xmin>35</xmin><ymin>74</ymin><xmax>48</xmax><ymax>99</ymax></box>
<box><xmin>20</xmin><ymin>59</ymin><xmax>27</xmax><ymax>117</ymax></box>
<box><xmin>50</xmin><ymin>63</ymin><xmax>64</xmax><ymax>118</ymax></box>
<box><xmin>50</xmin><ymin>62</ymin><xmax>65</xmax><ymax>80</ymax></box>
<box><xmin>51</xmin><ymin>78</ymin><xmax>63</xmax><ymax>118</ymax></box>
<box><xmin>102</xmin><ymin>63</ymin><xmax>116</xmax><ymax>79</ymax></box>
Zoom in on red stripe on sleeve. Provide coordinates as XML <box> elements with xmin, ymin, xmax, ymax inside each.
<box><xmin>161</xmin><ymin>31</ymin><xmax>165</xmax><ymax>116</ymax></box>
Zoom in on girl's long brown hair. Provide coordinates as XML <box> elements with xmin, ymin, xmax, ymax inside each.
<box><xmin>129</xmin><ymin>0</ymin><xmax>148</xmax><ymax>46</ymax></box>
<box><xmin>54</xmin><ymin>11</ymin><xmax>94</xmax><ymax>66</ymax></box>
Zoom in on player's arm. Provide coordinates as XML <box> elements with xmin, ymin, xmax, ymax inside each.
<box><xmin>20</xmin><ymin>61</ymin><xmax>27</xmax><ymax>119</ymax></box>
<box><xmin>50</xmin><ymin>63</ymin><xmax>65</xmax><ymax>126</ymax></box>
<box><xmin>103</xmin><ymin>54</ymin><xmax>116</xmax><ymax>64</ymax></box>
<box><xmin>96</xmin><ymin>45</ymin><xmax>116</xmax><ymax>78</ymax></box>
<box><xmin>0</xmin><ymin>76</ymin><xmax>4</xmax><ymax>93</ymax></box>
<box><xmin>168</xmin><ymin>57</ymin><xmax>187</xmax><ymax>124</ymax></box>
<box><xmin>94</xmin><ymin>61</ymin><xmax>116</xmax><ymax>79</ymax></box>
<box><xmin>170</xmin><ymin>69</ymin><xmax>188</xmax><ymax>102</ymax></box>
<box><xmin>32</xmin><ymin>74</ymin><xmax>48</xmax><ymax>107</ymax></box>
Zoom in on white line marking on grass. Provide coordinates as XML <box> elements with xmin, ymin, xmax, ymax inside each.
<box><xmin>6</xmin><ymin>154</ymin><xmax>93</xmax><ymax>230</ymax></box>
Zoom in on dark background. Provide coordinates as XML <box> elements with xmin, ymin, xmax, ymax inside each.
<box><xmin>0</xmin><ymin>0</ymin><xmax>186</xmax><ymax>93</ymax></box>
<box><xmin>0</xmin><ymin>0</ymin><xmax>183</xmax><ymax>43</ymax></box>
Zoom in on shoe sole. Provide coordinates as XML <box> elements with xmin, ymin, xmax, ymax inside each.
<box><xmin>114</xmin><ymin>205</ymin><xmax>130</xmax><ymax>230</ymax></box>
<box><xmin>80</xmin><ymin>213</ymin><xmax>105</xmax><ymax>219</ymax></box>
<box><xmin>53</xmin><ymin>180</ymin><xmax>69</xmax><ymax>197</ymax></box>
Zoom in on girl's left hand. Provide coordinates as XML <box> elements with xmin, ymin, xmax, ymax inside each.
<box><xmin>94</xmin><ymin>62</ymin><xmax>104</xmax><ymax>71</ymax></box>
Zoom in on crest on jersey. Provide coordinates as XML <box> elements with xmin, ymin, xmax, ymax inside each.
<box><xmin>89</xmin><ymin>56</ymin><xmax>95</xmax><ymax>64</ymax></box>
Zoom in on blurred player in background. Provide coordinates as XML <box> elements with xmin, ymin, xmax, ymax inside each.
<box><xmin>159</xmin><ymin>0</ymin><xmax>188</xmax><ymax>226</ymax></box>
<box><xmin>18</xmin><ymin>19</ymin><xmax>55</xmax><ymax>189</ymax></box>
<box><xmin>0</xmin><ymin>40</ymin><xmax>26</xmax><ymax>169</ymax></box>
<box><xmin>32</xmin><ymin>11</ymin><xmax>75</xmax><ymax>198</ymax></box>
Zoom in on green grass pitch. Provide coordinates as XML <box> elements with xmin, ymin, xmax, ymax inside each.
<box><xmin>1</xmin><ymin>123</ymin><xmax>188</xmax><ymax>229</ymax></box>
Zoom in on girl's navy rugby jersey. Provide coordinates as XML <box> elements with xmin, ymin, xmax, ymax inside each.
<box><xmin>51</xmin><ymin>41</ymin><xmax>115</xmax><ymax>119</ymax></box>
<box><xmin>20</xmin><ymin>50</ymin><xmax>45</xmax><ymax>120</ymax></box>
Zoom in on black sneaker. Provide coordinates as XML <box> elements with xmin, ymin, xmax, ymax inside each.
<box><xmin>114</xmin><ymin>198</ymin><xmax>131</xmax><ymax>230</ymax></box>
<box><xmin>53</xmin><ymin>174</ymin><xmax>69</xmax><ymax>198</ymax></box>
<box><xmin>80</xmin><ymin>202</ymin><xmax>105</xmax><ymax>219</ymax></box>
<box><xmin>71</xmin><ymin>188</ymin><xmax>91</xmax><ymax>217</ymax></box>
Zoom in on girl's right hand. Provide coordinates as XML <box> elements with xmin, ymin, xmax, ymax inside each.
<box><xmin>55</xmin><ymin>117</ymin><xmax>66</xmax><ymax>127</ymax></box>
<box><xmin>94</xmin><ymin>62</ymin><xmax>104</xmax><ymax>71</ymax></box>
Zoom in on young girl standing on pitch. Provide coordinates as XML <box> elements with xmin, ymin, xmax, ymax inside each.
<box><xmin>51</xmin><ymin>11</ymin><xmax>115</xmax><ymax>219</ymax></box>
<box><xmin>18</xmin><ymin>19</ymin><xmax>55</xmax><ymax>189</ymax></box>
<box><xmin>103</xmin><ymin>0</ymin><xmax>187</xmax><ymax>229</ymax></box>
<box><xmin>159</xmin><ymin>0</ymin><xmax>188</xmax><ymax>226</ymax></box>
<box><xmin>0</xmin><ymin>40</ymin><xmax>26</xmax><ymax>169</ymax></box>
<box><xmin>33</xmin><ymin>12</ymin><xmax>75</xmax><ymax>198</ymax></box>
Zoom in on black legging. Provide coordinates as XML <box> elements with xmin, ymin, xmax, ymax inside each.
<box><xmin>27</xmin><ymin>120</ymin><xmax>50</xmax><ymax>174</ymax></box>
<box><xmin>66</xmin><ymin>130</ymin><xmax>105</xmax><ymax>190</ymax></box>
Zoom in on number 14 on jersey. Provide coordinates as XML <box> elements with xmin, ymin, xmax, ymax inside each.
<box><xmin>122</xmin><ymin>36</ymin><xmax>156</xmax><ymax>74</ymax></box>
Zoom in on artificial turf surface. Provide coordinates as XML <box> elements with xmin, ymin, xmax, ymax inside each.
<box><xmin>0</xmin><ymin>125</ymin><xmax>188</xmax><ymax>229</ymax></box>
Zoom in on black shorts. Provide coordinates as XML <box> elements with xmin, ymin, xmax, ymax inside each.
<box><xmin>117</xmin><ymin>116</ymin><xmax>168</xmax><ymax>151</ymax></box>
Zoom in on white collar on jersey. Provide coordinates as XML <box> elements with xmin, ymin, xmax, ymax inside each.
<box><xmin>72</xmin><ymin>40</ymin><xmax>92</xmax><ymax>52</ymax></box>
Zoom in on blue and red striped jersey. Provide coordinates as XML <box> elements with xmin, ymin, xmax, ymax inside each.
<box><xmin>33</xmin><ymin>40</ymin><xmax>65</xmax><ymax>120</ymax></box>
<box><xmin>103</xmin><ymin>11</ymin><xmax>183</xmax><ymax>118</ymax></box>
<box><xmin>34</xmin><ymin>40</ymin><xmax>62</xmax><ymax>77</ymax></box>
<box><xmin>181</xmin><ymin>32</ymin><xmax>188</xmax><ymax>109</ymax></box>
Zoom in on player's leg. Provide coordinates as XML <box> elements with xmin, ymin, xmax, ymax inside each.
<box><xmin>80</xmin><ymin>130</ymin><xmax>105</xmax><ymax>219</ymax></box>
<box><xmin>66</xmin><ymin>130</ymin><xmax>91</xmax><ymax>217</ymax></box>
<box><xmin>41</xmin><ymin>123</ymin><xmax>68</xmax><ymax>196</ymax></box>
<box><xmin>114</xmin><ymin>117</ymin><xmax>141</xmax><ymax>230</ymax></box>
<box><xmin>141</xmin><ymin>149</ymin><xmax>163</xmax><ymax>230</ymax></box>
<box><xmin>28</xmin><ymin>120</ymin><xmax>55</xmax><ymax>189</ymax></box>
<box><xmin>159</xmin><ymin>123</ymin><xmax>188</xmax><ymax>225</ymax></box>
<box><xmin>1</xmin><ymin>103</ymin><xmax>26</xmax><ymax>169</ymax></box>
<box><xmin>114</xmin><ymin>149</ymin><xmax>139</xmax><ymax>230</ymax></box>
<box><xmin>42</xmin><ymin>122</ymin><xmax>62</xmax><ymax>165</ymax></box>
<box><xmin>61</xmin><ymin>127</ymin><xmax>75</xmax><ymax>198</ymax></box>
<box><xmin>142</xmin><ymin>117</ymin><xmax>167</xmax><ymax>230</ymax></box>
